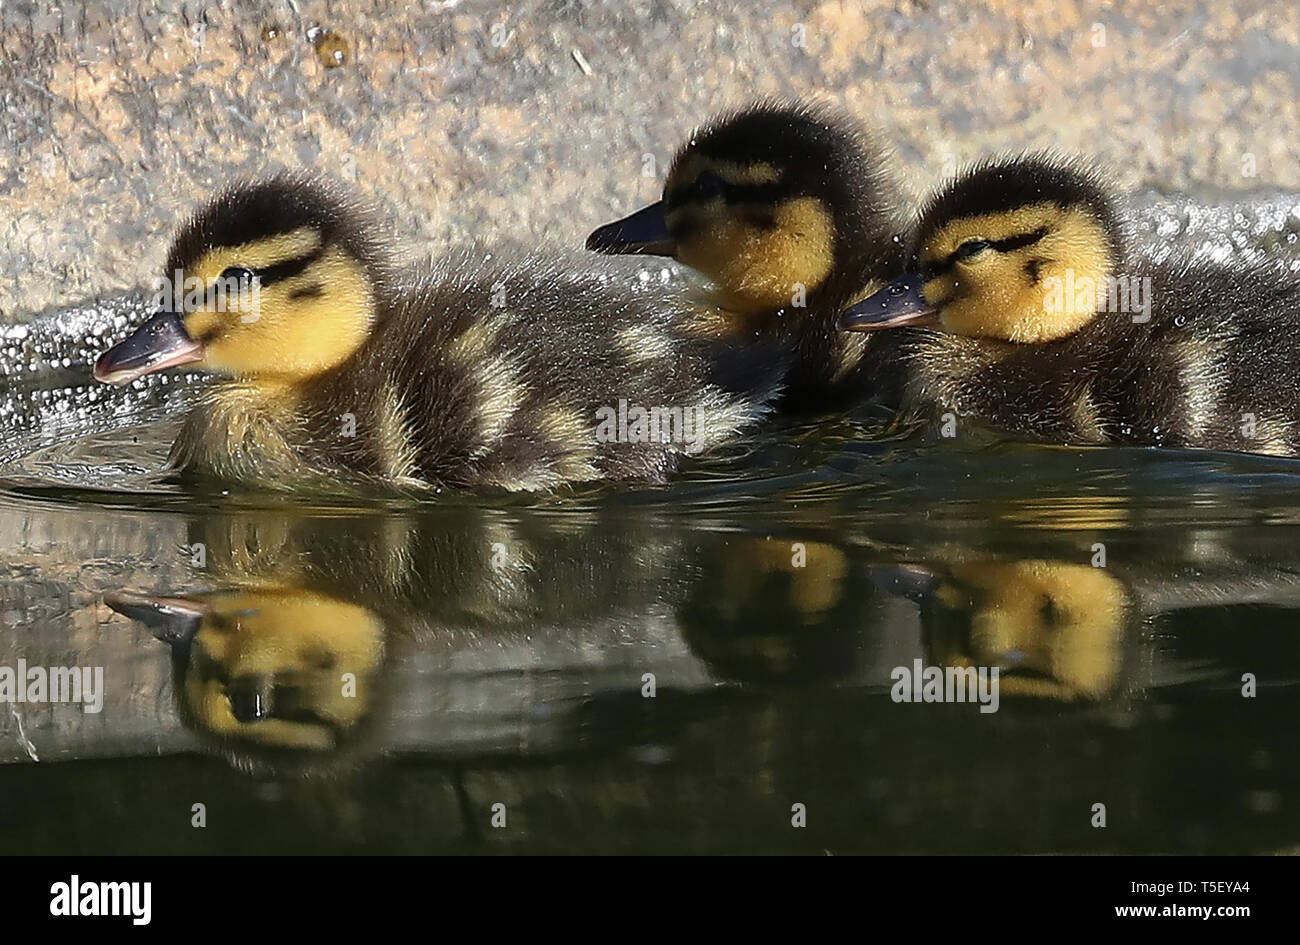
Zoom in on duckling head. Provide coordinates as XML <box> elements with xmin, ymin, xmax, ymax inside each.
<box><xmin>587</xmin><ymin>101</ymin><xmax>905</xmax><ymax>314</ymax></box>
<box><xmin>106</xmin><ymin>585</ymin><xmax>386</xmax><ymax>756</ymax></box>
<box><xmin>841</xmin><ymin>155</ymin><xmax>1125</xmax><ymax>343</ymax></box>
<box><xmin>94</xmin><ymin>175</ymin><xmax>388</xmax><ymax>386</ymax></box>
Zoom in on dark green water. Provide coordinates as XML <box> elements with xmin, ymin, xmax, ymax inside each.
<box><xmin>1</xmin><ymin>382</ymin><xmax>1297</xmax><ymax>854</ymax></box>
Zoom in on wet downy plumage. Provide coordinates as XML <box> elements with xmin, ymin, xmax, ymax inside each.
<box><xmin>841</xmin><ymin>154</ymin><xmax>1300</xmax><ymax>456</ymax></box>
<box><xmin>587</xmin><ymin>101</ymin><xmax>912</xmax><ymax>412</ymax></box>
<box><xmin>93</xmin><ymin>176</ymin><xmax>789</xmax><ymax>492</ymax></box>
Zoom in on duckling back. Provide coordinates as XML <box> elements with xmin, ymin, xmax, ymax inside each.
<box><xmin>1102</xmin><ymin>257</ymin><xmax>1300</xmax><ymax>455</ymax></box>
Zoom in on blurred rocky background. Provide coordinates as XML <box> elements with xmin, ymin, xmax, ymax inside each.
<box><xmin>1</xmin><ymin>0</ymin><xmax>1299</xmax><ymax>318</ymax></box>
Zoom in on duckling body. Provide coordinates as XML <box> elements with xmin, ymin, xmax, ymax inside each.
<box><xmin>842</xmin><ymin>156</ymin><xmax>1300</xmax><ymax>456</ymax></box>
<box><xmin>900</xmin><ymin>259</ymin><xmax>1300</xmax><ymax>451</ymax></box>
<box><xmin>587</xmin><ymin>102</ymin><xmax>911</xmax><ymax>412</ymax></box>
<box><xmin>96</xmin><ymin>178</ymin><xmax>788</xmax><ymax>492</ymax></box>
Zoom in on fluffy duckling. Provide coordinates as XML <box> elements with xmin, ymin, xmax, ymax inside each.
<box><xmin>587</xmin><ymin>101</ymin><xmax>910</xmax><ymax>411</ymax></box>
<box><xmin>93</xmin><ymin>176</ymin><xmax>787</xmax><ymax>492</ymax></box>
<box><xmin>841</xmin><ymin>155</ymin><xmax>1300</xmax><ymax>456</ymax></box>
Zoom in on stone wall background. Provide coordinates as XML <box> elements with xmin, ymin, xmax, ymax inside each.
<box><xmin>1</xmin><ymin>0</ymin><xmax>1298</xmax><ymax>317</ymax></box>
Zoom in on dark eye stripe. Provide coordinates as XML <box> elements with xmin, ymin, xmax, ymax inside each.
<box><xmin>920</xmin><ymin>227</ymin><xmax>1049</xmax><ymax>280</ymax></box>
<box><xmin>253</xmin><ymin>245</ymin><xmax>326</xmax><ymax>286</ymax></box>
<box><xmin>664</xmin><ymin>177</ymin><xmax>788</xmax><ymax>211</ymax></box>
<box><xmin>990</xmin><ymin>227</ymin><xmax>1050</xmax><ymax>253</ymax></box>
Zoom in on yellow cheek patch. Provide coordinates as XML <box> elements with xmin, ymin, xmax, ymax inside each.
<box><xmin>674</xmin><ymin>197</ymin><xmax>835</xmax><ymax>311</ymax></box>
<box><xmin>183</xmin><ymin>309</ymin><xmax>222</xmax><ymax>341</ymax></box>
<box><xmin>934</xmin><ymin>259</ymin><xmax>1051</xmax><ymax>342</ymax></box>
<box><xmin>921</xmin><ymin>274</ymin><xmax>959</xmax><ymax>308</ymax></box>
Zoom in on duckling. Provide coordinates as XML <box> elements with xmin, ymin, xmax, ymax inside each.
<box><xmin>586</xmin><ymin>101</ymin><xmax>911</xmax><ymax>411</ymax></box>
<box><xmin>840</xmin><ymin>154</ymin><xmax>1300</xmax><ymax>456</ymax></box>
<box><xmin>105</xmin><ymin>587</ymin><xmax>387</xmax><ymax>759</ymax></box>
<box><xmin>93</xmin><ymin>176</ymin><xmax>788</xmax><ymax>492</ymax></box>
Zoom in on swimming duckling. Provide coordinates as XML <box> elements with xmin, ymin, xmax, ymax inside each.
<box><xmin>587</xmin><ymin>101</ymin><xmax>911</xmax><ymax>411</ymax></box>
<box><xmin>93</xmin><ymin>176</ymin><xmax>788</xmax><ymax>492</ymax></box>
<box><xmin>841</xmin><ymin>154</ymin><xmax>1300</xmax><ymax>456</ymax></box>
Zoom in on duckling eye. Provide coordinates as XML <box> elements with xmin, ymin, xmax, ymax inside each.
<box><xmin>692</xmin><ymin>170</ymin><xmax>727</xmax><ymax>200</ymax></box>
<box><xmin>220</xmin><ymin>265</ymin><xmax>257</xmax><ymax>286</ymax></box>
<box><xmin>954</xmin><ymin>239</ymin><xmax>992</xmax><ymax>261</ymax></box>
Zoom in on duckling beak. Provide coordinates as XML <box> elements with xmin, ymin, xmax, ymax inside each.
<box><xmin>585</xmin><ymin>201</ymin><xmax>676</xmax><ymax>256</ymax></box>
<box><xmin>838</xmin><ymin>274</ymin><xmax>937</xmax><ymax>332</ymax></box>
<box><xmin>104</xmin><ymin>591</ymin><xmax>209</xmax><ymax>647</ymax></box>
<box><xmin>93</xmin><ymin>310</ymin><xmax>204</xmax><ymax>386</ymax></box>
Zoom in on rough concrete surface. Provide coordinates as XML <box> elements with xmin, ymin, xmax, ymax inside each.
<box><xmin>1</xmin><ymin>0</ymin><xmax>1299</xmax><ymax>316</ymax></box>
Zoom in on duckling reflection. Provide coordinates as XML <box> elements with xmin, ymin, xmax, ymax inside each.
<box><xmin>917</xmin><ymin>559</ymin><xmax>1130</xmax><ymax>701</ymax></box>
<box><xmin>676</xmin><ymin>536</ymin><xmax>897</xmax><ymax>684</ymax></box>
<box><xmin>104</xmin><ymin>502</ymin><xmax>918</xmax><ymax>772</ymax></box>
<box><xmin>103</xmin><ymin>502</ymin><xmax>716</xmax><ymax>773</ymax></box>
<box><xmin>867</xmin><ymin>516</ymin><xmax>1300</xmax><ymax>703</ymax></box>
<box><xmin>184</xmin><ymin>503</ymin><xmax>691</xmax><ymax>630</ymax></box>
<box><xmin>106</xmin><ymin>586</ymin><xmax>388</xmax><ymax>770</ymax></box>
<box><xmin>100</xmin><ymin>512</ymin><xmax>1300</xmax><ymax>781</ymax></box>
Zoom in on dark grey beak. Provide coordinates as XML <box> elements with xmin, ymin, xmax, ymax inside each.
<box><xmin>839</xmin><ymin>274</ymin><xmax>938</xmax><ymax>332</ymax></box>
<box><xmin>586</xmin><ymin>200</ymin><xmax>676</xmax><ymax>256</ymax></box>
<box><xmin>105</xmin><ymin>591</ymin><xmax>209</xmax><ymax>647</ymax></box>
<box><xmin>93</xmin><ymin>310</ymin><xmax>204</xmax><ymax>386</ymax></box>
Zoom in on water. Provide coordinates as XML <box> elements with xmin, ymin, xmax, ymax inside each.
<box><xmin>1</xmin><ymin>194</ymin><xmax>1299</xmax><ymax>854</ymax></box>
